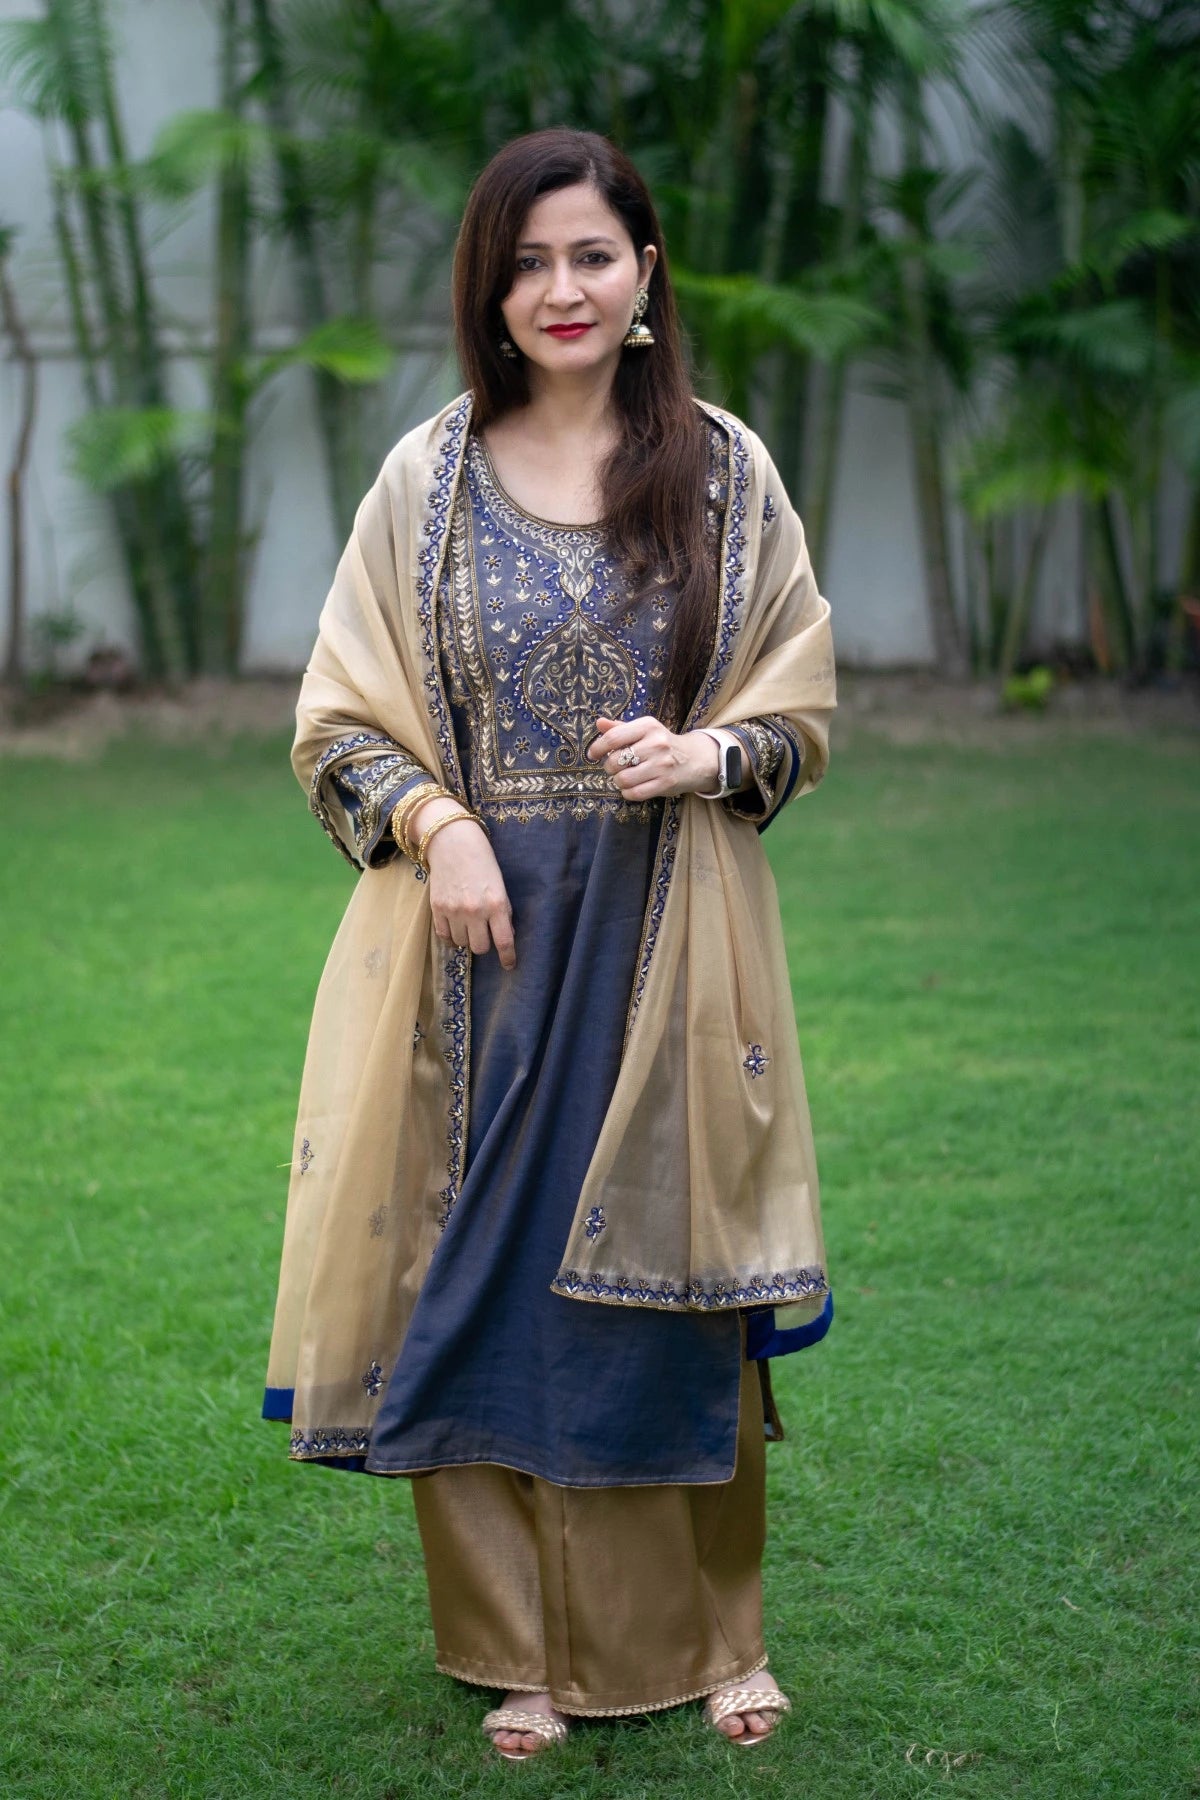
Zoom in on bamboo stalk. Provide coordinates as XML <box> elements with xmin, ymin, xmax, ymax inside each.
<box><xmin>1163</xmin><ymin>481</ymin><xmax>1200</xmax><ymax>674</ymax></box>
<box><xmin>50</xmin><ymin>159</ymin><xmax>164</xmax><ymax>674</ymax></box>
<box><xmin>344</xmin><ymin>162</ymin><xmax>378</xmax><ymax>517</ymax></box>
<box><xmin>47</xmin><ymin>1</ymin><xmax>189</xmax><ymax>677</ymax></box>
<box><xmin>804</xmin><ymin>42</ymin><xmax>873</xmax><ymax>569</ymax></box>
<box><xmin>998</xmin><ymin>506</ymin><xmax>1053</xmax><ymax>678</ymax></box>
<box><xmin>0</xmin><ymin>244</ymin><xmax>38</xmax><ymax>686</ymax></box>
<box><xmin>1180</xmin><ymin>484</ymin><xmax>1200</xmax><ymax>603</ymax></box>
<box><xmin>898</xmin><ymin>82</ymin><xmax>967</xmax><ymax>679</ymax></box>
<box><xmin>764</xmin><ymin>34</ymin><xmax>825</xmax><ymax>494</ymax></box>
<box><xmin>248</xmin><ymin>0</ymin><xmax>360</xmax><ymax>539</ymax></box>
<box><xmin>1094</xmin><ymin>495</ymin><xmax>1136</xmax><ymax>671</ymax></box>
<box><xmin>85</xmin><ymin>0</ymin><xmax>201</xmax><ymax>668</ymax></box>
<box><xmin>203</xmin><ymin>0</ymin><xmax>252</xmax><ymax>675</ymax></box>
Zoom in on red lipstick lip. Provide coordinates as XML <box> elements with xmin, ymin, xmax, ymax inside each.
<box><xmin>544</xmin><ymin>323</ymin><xmax>594</xmax><ymax>338</ymax></box>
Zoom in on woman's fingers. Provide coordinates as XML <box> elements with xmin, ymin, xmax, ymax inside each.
<box><xmin>589</xmin><ymin>714</ymin><xmax>715</xmax><ymax>799</ymax></box>
<box><xmin>590</xmin><ymin>717</ymin><xmax>680</xmax><ymax>793</ymax></box>
<box><xmin>490</xmin><ymin>901</ymin><xmax>517</xmax><ymax>970</ymax></box>
<box><xmin>587</xmin><ymin>713</ymin><xmax>654</xmax><ymax>761</ymax></box>
<box><xmin>438</xmin><ymin>915</ymin><xmax>464</xmax><ymax>948</ymax></box>
<box><xmin>426</xmin><ymin>826</ymin><xmax>517</xmax><ymax>969</ymax></box>
<box><xmin>465</xmin><ymin>915</ymin><xmax>492</xmax><ymax>957</ymax></box>
<box><xmin>433</xmin><ymin>902</ymin><xmax>517</xmax><ymax>969</ymax></box>
<box><xmin>586</xmin><ymin>714</ymin><xmax>620</xmax><ymax>758</ymax></box>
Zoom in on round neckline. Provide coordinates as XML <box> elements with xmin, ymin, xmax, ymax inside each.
<box><xmin>471</xmin><ymin>433</ymin><xmax>604</xmax><ymax>534</ymax></box>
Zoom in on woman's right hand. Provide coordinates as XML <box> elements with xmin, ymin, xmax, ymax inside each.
<box><xmin>405</xmin><ymin>796</ymin><xmax>516</xmax><ymax>970</ymax></box>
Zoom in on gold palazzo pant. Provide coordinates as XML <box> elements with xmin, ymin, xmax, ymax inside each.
<box><xmin>409</xmin><ymin>1337</ymin><xmax>771</xmax><ymax>1716</ymax></box>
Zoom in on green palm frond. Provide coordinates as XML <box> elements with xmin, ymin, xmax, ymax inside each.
<box><xmin>281</xmin><ymin>0</ymin><xmax>468</xmax><ymax>124</ymax></box>
<box><xmin>285</xmin><ymin>128</ymin><xmax>465</xmax><ymax>218</ymax></box>
<box><xmin>249</xmin><ymin>317</ymin><xmax>394</xmax><ymax>391</ymax></box>
<box><xmin>1007</xmin><ymin>297</ymin><xmax>1156</xmax><ymax>379</ymax></box>
<box><xmin>674</xmin><ymin>270</ymin><xmax>886</xmax><ymax>361</ymax></box>
<box><xmin>1088</xmin><ymin>209</ymin><xmax>1198</xmax><ymax>281</ymax></box>
<box><xmin>1087</xmin><ymin>38</ymin><xmax>1200</xmax><ymax>186</ymax></box>
<box><xmin>711</xmin><ymin>0</ymin><xmax>799</xmax><ymax>71</ymax></box>
<box><xmin>67</xmin><ymin>406</ymin><xmax>211</xmax><ymax>492</ymax></box>
<box><xmin>959</xmin><ymin>427</ymin><xmax>1117</xmax><ymax>517</ymax></box>
<box><xmin>0</xmin><ymin>1</ymin><xmax>106</xmax><ymax>124</ymax></box>
<box><xmin>810</xmin><ymin>0</ymin><xmax>961</xmax><ymax>74</ymax></box>
<box><xmin>139</xmin><ymin>110</ymin><xmax>275</xmax><ymax>201</ymax></box>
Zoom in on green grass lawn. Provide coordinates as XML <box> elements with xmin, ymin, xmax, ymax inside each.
<box><xmin>1</xmin><ymin>729</ymin><xmax>1196</xmax><ymax>1799</ymax></box>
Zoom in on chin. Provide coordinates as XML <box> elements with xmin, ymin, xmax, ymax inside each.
<box><xmin>525</xmin><ymin>338</ymin><xmax>620</xmax><ymax>373</ymax></box>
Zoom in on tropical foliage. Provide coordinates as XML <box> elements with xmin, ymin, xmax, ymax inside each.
<box><xmin>1</xmin><ymin>0</ymin><xmax>1197</xmax><ymax>679</ymax></box>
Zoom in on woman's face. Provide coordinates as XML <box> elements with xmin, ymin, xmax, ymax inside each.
<box><xmin>499</xmin><ymin>182</ymin><xmax>656</xmax><ymax>381</ymax></box>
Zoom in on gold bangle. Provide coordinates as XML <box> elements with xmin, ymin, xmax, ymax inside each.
<box><xmin>392</xmin><ymin>783</ymin><xmax>451</xmax><ymax>857</ymax></box>
<box><xmin>393</xmin><ymin>780</ymin><xmax>446</xmax><ymax>835</ymax></box>
<box><xmin>416</xmin><ymin>806</ymin><xmax>484</xmax><ymax>872</ymax></box>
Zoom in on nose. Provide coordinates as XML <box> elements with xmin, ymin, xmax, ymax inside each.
<box><xmin>544</xmin><ymin>256</ymin><xmax>584</xmax><ymax>308</ymax></box>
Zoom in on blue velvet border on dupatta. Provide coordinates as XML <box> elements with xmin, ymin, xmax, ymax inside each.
<box><xmin>744</xmin><ymin>1292</ymin><xmax>834</xmax><ymax>1360</ymax></box>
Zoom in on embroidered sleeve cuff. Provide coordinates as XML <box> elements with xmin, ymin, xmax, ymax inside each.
<box><xmin>310</xmin><ymin>732</ymin><xmax>436</xmax><ymax>869</ymax></box>
<box><xmin>721</xmin><ymin>716</ymin><xmax>805</xmax><ymax>828</ymax></box>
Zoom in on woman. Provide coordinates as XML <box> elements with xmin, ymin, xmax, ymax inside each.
<box><xmin>263</xmin><ymin>128</ymin><xmax>836</xmax><ymax>1762</ymax></box>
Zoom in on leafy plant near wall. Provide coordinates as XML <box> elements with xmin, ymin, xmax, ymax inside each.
<box><xmin>245</xmin><ymin>0</ymin><xmax>471</xmax><ymax>538</ymax></box>
<box><xmin>1</xmin><ymin>0</ymin><xmax>201</xmax><ymax>677</ymax></box>
<box><xmin>959</xmin><ymin>0</ymin><xmax>1200</xmax><ymax>676</ymax></box>
<box><xmin>0</xmin><ymin>0</ymin><xmax>392</xmax><ymax>677</ymax></box>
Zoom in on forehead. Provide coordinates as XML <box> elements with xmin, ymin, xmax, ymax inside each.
<box><xmin>517</xmin><ymin>182</ymin><xmax>633</xmax><ymax>249</ymax></box>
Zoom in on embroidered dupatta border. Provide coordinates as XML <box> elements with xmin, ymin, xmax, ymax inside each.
<box><xmin>552</xmin><ymin>1264</ymin><xmax>829</xmax><ymax>1308</ymax></box>
<box><xmin>624</xmin><ymin>409</ymin><xmax>750</xmax><ymax>1041</ymax></box>
<box><xmin>415</xmin><ymin>394</ymin><xmax>474</xmax><ymax>1231</ymax></box>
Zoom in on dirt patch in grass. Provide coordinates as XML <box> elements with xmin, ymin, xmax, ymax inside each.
<box><xmin>832</xmin><ymin>670</ymin><xmax>1198</xmax><ymax>748</ymax></box>
<box><xmin>0</xmin><ymin>669</ymin><xmax>1196</xmax><ymax>761</ymax></box>
<box><xmin>0</xmin><ymin>676</ymin><xmax>300</xmax><ymax>760</ymax></box>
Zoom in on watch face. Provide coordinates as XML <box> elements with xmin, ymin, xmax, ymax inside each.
<box><xmin>725</xmin><ymin>743</ymin><xmax>743</xmax><ymax>791</ymax></box>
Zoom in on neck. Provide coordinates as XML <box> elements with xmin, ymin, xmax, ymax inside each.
<box><xmin>520</xmin><ymin>359</ymin><xmax>621</xmax><ymax>444</ymax></box>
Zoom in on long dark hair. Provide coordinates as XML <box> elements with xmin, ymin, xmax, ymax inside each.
<box><xmin>452</xmin><ymin>129</ymin><xmax>715</xmax><ymax>731</ymax></box>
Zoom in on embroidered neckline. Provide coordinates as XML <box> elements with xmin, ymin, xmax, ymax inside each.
<box><xmin>468</xmin><ymin>434</ymin><xmax>605</xmax><ymax>542</ymax></box>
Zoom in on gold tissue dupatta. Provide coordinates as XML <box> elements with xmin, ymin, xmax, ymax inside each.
<box><xmin>264</xmin><ymin>392</ymin><xmax>836</xmax><ymax>1462</ymax></box>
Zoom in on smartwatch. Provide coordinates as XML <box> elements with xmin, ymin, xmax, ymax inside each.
<box><xmin>697</xmin><ymin>728</ymin><xmax>744</xmax><ymax>799</ymax></box>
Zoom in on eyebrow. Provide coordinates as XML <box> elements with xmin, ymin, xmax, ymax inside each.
<box><xmin>516</xmin><ymin>236</ymin><xmax>620</xmax><ymax>250</ymax></box>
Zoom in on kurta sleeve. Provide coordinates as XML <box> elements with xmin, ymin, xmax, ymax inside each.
<box><xmin>315</xmin><ymin>736</ymin><xmax>436</xmax><ymax>869</ymax></box>
<box><xmin>291</xmin><ymin>435</ymin><xmax>455</xmax><ymax>874</ymax></box>
<box><xmin>719</xmin><ymin>714</ymin><xmax>800</xmax><ymax>827</ymax></box>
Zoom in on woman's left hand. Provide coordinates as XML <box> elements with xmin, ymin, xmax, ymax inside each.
<box><xmin>586</xmin><ymin>714</ymin><xmax>721</xmax><ymax>800</ymax></box>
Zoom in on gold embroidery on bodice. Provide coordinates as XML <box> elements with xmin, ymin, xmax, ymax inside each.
<box><xmin>523</xmin><ymin>609</ymin><xmax>637</xmax><ymax>762</ymax></box>
<box><xmin>438</xmin><ymin>439</ymin><xmax>661</xmax><ymax>823</ymax></box>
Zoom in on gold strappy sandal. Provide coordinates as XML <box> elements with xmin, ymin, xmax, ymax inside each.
<box><xmin>703</xmin><ymin>1684</ymin><xmax>792</xmax><ymax>1746</ymax></box>
<box><xmin>481</xmin><ymin>1705</ymin><xmax>570</xmax><ymax>1762</ymax></box>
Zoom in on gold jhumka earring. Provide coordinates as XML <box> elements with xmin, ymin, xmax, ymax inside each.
<box><xmin>498</xmin><ymin>334</ymin><xmax>519</xmax><ymax>359</ymax></box>
<box><xmin>622</xmin><ymin>288</ymin><xmax>654</xmax><ymax>349</ymax></box>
